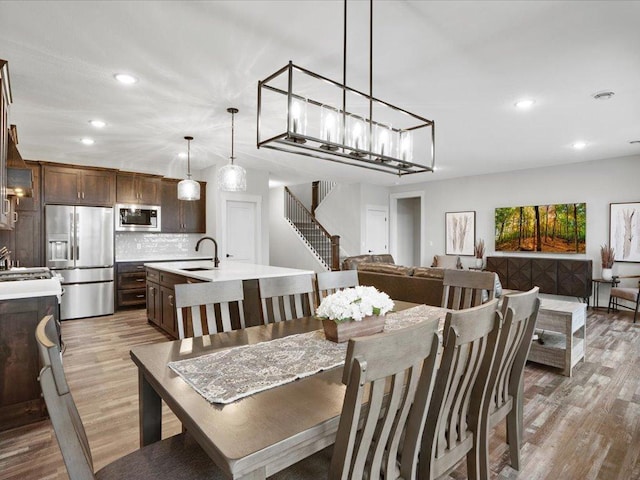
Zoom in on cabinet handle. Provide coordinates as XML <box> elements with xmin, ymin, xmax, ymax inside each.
<box><xmin>77</xmin><ymin>192</ymin><xmax>80</xmax><ymax>199</ymax></box>
<box><xmin>168</xmin><ymin>294</ymin><xmax>174</xmax><ymax>306</ymax></box>
<box><xmin>82</xmin><ymin>192</ymin><xmax>85</xmax><ymax>199</ymax></box>
<box><xmin>136</xmin><ymin>265</ymin><xmax>144</xmax><ymax>269</ymax></box>
<box><xmin>3</xmin><ymin>199</ymin><xmax>9</xmax><ymax>214</ymax></box>
<box><xmin>136</xmin><ymin>278</ymin><xmax>145</xmax><ymax>282</ymax></box>
<box><xmin>12</xmin><ymin>211</ymin><xmax>18</xmax><ymax>223</ymax></box>
<box><xmin>136</xmin><ymin>294</ymin><xmax>145</xmax><ymax>298</ymax></box>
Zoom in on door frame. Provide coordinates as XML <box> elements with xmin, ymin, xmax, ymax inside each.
<box><xmin>220</xmin><ymin>193</ymin><xmax>262</xmax><ymax>264</ymax></box>
<box><xmin>389</xmin><ymin>191</ymin><xmax>425</xmax><ymax>266</ymax></box>
<box><xmin>363</xmin><ymin>204</ymin><xmax>389</xmax><ymax>255</ymax></box>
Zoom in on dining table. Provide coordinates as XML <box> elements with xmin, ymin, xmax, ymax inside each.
<box><xmin>129</xmin><ymin>301</ymin><xmax>448</xmax><ymax>480</ymax></box>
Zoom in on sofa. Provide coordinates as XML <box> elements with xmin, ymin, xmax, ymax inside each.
<box><xmin>342</xmin><ymin>254</ymin><xmax>445</xmax><ymax>306</ymax></box>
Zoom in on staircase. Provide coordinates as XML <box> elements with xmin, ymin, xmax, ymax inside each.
<box><xmin>285</xmin><ymin>186</ymin><xmax>340</xmax><ymax>271</ymax></box>
<box><xmin>311</xmin><ymin>180</ymin><xmax>336</xmax><ymax>215</ymax></box>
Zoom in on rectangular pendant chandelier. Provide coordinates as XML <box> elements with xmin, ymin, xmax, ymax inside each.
<box><xmin>257</xmin><ymin>61</ymin><xmax>435</xmax><ymax>176</ymax></box>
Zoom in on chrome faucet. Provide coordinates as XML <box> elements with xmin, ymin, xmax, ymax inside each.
<box><xmin>195</xmin><ymin>237</ymin><xmax>220</xmax><ymax>267</ymax></box>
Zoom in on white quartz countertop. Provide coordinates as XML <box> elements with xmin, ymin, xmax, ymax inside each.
<box><xmin>0</xmin><ymin>278</ymin><xmax>63</xmax><ymax>301</ymax></box>
<box><xmin>144</xmin><ymin>261</ymin><xmax>316</xmax><ymax>282</ymax></box>
<box><xmin>116</xmin><ymin>255</ymin><xmax>213</xmax><ymax>263</ymax></box>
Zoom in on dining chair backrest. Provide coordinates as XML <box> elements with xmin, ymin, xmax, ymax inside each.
<box><xmin>259</xmin><ymin>274</ymin><xmax>316</xmax><ymax>323</ymax></box>
<box><xmin>316</xmin><ymin>270</ymin><xmax>359</xmax><ymax>305</ymax></box>
<box><xmin>36</xmin><ymin>315</ymin><xmax>97</xmax><ymax>479</ymax></box>
<box><xmin>329</xmin><ymin>319</ymin><xmax>441</xmax><ymax>480</ymax></box>
<box><xmin>478</xmin><ymin>287</ymin><xmax>540</xmax><ymax>478</ymax></box>
<box><xmin>420</xmin><ymin>299</ymin><xmax>502</xmax><ymax>480</ymax></box>
<box><xmin>174</xmin><ymin>280</ymin><xmax>245</xmax><ymax>339</ymax></box>
<box><xmin>441</xmin><ymin>269</ymin><xmax>497</xmax><ymax>310</ymax></box>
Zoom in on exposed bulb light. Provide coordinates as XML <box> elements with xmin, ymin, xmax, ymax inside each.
<box><xmin>89</xmin><ymin>119</ymin><xmax>106</xmax><ymax>128</ymax></box>
<box><xmin>178</xmin><ymin>152</ymin><xmax>188</xmax><ymax>159</ymax></box>
<box><xmin>515</xmin><ymin>99</ymin><xmax>535</xmax><ymax>109</ymax></box>
<box><xmin>572</xmin><ymin>141</ymin><xmax>587</xmax><ymax>150</ymax></box>
<box><xmin>218</xmin><ymin>107</ymin><xmax>247</xmax><ymax>192</ymax></box>
<box><xmin>177</xmin><ymin>136</ymin><xmax>200</xmax><ymax>201</ymax></box>
<box><xmin>114</xmin><ymin>73</ymin><xmax>138</xmax><ymax>85</ymax></box>
<box><xmin>80</xmin><ymin>138</ymin><xmax>95</xmax><ymax>145</ymax></box>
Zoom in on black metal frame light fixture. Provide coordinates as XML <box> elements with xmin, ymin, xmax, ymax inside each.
<box><xmin>256</xmin><ymin>0</ymin><xmax>435</xmax><ymax>176</ymax></box>
<box><xmin>177</xmin><ymin>135</ymin><xmax>200</xmax><ymax>201</ymax></box>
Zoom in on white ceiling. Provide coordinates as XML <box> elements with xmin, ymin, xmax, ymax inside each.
<box><xmin>1</xmin><ymin>0</ymin><xmax>639</xmax><ymax>187</ymax></box>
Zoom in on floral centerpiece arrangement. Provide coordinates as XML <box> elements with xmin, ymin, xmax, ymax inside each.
<box><xmin>316</xmin><ymin>286</ymin><xmax>394</xmax><ymax>342</ymax></box>
<box><xmin>600</xmin><ymin>244</ymin><xmax>615</xmax><ymax>280</ymax></box>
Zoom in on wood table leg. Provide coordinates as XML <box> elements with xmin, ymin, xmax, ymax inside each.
<box><xmin>138</xmin><ymin>370</ymin><xmax>162</xmax><ymax>446</ymax></box>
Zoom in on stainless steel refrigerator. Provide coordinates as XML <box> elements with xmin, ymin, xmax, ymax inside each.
<box><xmin>45</xmin><ymin>205</ymin><xmax>114</xmax><ymax>320</ymax></box>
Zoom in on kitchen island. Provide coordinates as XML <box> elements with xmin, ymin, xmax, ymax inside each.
<box><xmin>0</xmin><ymin>272</ymin><xmax>62</xmax><ymax>431</ymax></box>
<box><xmin>144</xmin><ymin>261</ymin><xmax>315</xmax><ymax>338</ymax></box>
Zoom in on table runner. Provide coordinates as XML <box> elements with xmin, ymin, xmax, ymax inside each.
<box><xmin>168</xmin><ymin>304</ymin><xmax>446</xmax><ymax>404</ymax></box>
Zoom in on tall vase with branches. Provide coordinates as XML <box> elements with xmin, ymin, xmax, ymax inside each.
<box><xmin>600</xmin><ymin>244</ymin><xmax>615</xmax><ymax>281</ymax></box>
<box><xmin>474</xmin><ymin>239</ymin><xmax>485</xmax><ymax>268</ymax></box>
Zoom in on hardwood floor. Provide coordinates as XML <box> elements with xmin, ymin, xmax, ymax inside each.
<box><xmin>0</xmin><ymin>307</ymin><xmax>639</xmax><ymax>479</ymax></box>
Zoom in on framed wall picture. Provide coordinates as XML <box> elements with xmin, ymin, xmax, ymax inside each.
<box><xmin>445</xmin><ymin>211</ymin><xmax>475</xmax><ymax>256</ymax></box>
<box><xmin>610</xmin><ymin>202</ymin><xmax>640</xmax><ymax>262</ymax></box>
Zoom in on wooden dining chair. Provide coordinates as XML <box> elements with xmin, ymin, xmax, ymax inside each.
<box><xmin>441</xmin><ymin>269</ymin><xmax>498</xmax><ymax>310</ymax></box>
<box><xmin>270</xmin><ymin>317</ymin><xmax>441</xmax><ymax>480</ymax></box>
<box><xmin>316</xmin><ymin>270</ymin><xmax>359</xmax><ymax>305</ymax></box>
<box><xmin>419</xmin><ymin>299</ymin><xmax>502</xmax><ymax>480</ymax></box>
<box><xmin>174</xmin><ymin>280</ymin><xmax>245</xmax><ymax>339</ymax></box>
<box><xmin>36</xmin><ymin>315</ymin><xmax>225</xmax><ymax>480</ymax></box>
<box><xmin>477</xmin><ymin>287</ymin><xmax>540</xmax><ymax>479</ymax></box>
<box><xmin>259</xmin><ymin>274</ymin><xmax>316</xmax><ymax>323</ymax></box>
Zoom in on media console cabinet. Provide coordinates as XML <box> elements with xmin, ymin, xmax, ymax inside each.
<box><xmin>486</xmin><ymin>256</ymin><xmax>592</xmax><ymax>302</ymax></box>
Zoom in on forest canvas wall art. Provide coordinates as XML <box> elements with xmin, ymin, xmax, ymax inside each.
<box><xmin>610</xmin><ymin>202</ymin><xmax>640</xmax><ymax>262</ymax></box>
<box><xmin>495</xmin><ymin>203</ymin><xmax>586</xmax><ymax>253</ymax></box>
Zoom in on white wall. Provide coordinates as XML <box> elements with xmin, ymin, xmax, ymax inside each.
<box><xmin>199</xmin><ymin>164</ymin><xmax>270</xmax><ymax>263</ymax></box>
<box><xmin>287</xmin><ymin>183</ymin><xmax>312</xmax><ymax>211</ymax></box>
<box><xmin>315</xmin><ymin>183</ymin><xmax>363</xmax><ymax>257</ymax></box>
<box><xmin>390</xmin><ymin>154</ymin><xmax>640</xmax><ymax>304</ymax></box>
<box><xmin>269</xmin><ymin>187</ymin><xmax>329</xmax><ymax>273</ymax></box>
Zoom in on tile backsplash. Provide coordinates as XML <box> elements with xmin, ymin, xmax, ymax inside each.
<box><xmin>115</xmin><ymin>233</ymin><xmax>209</xmax><ymax>261</ymax></box>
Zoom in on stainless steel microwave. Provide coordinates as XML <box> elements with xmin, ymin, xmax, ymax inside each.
<box><xmin>115</xmin><ymin>204</ymin><xmax>161</xmax><ymax>232</ymax></box>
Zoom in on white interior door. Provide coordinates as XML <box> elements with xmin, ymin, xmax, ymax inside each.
<box><xmin>225</xmin><ymin>199</ymin><xmax>258</xmax><ymax>263</ymax></box>
<box><xmin>364</xmin><ymin>206</ymin><xmax>388</xmax><ymax>254</ymax></box>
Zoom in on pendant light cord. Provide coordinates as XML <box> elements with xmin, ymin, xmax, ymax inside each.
<box><xmin>187</xmin><ymin>137</ymin><xmax>192</xmax><ymax>179</ymax></box>
<box><xmin>231</xmin><ymin>110</ymin><xmax>235</xmax><ymax>165</ymax></box>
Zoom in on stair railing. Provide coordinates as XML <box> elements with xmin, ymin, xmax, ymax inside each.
<box><xmin>311</xmin><ymin>180</ymin><xmax>336</xmax><ymax>215</ymax></box>
<box><xmin>285</xmin><ymin>187</ymin><xmax>340</xmax><ymax>271</ymax></box>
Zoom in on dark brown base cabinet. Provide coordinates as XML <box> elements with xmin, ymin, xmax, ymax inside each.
<box><xmin>0</xmin><ymin>295</ymin><xmax>58</xmax><ymax>431</ymax></box>
<box><xmin>145</xmin><ymin>268</ymin><xmax>201</xmax><ymax>338</ymax></box>
<box><xmin>115</xmin><ymin>262</ymin><xmax>148</xmax><ymax>309</ymax></box>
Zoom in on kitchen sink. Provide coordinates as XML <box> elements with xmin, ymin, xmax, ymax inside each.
<box><xmin>181</xmin><ymin>267</ymin><xmax>214</xmax><ymax>272</ymax></box>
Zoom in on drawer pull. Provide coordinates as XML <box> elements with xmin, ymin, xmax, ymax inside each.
<box><xmin>136</xmin><ymin>278</ymin><xmax>145</xmax><ymax>282</ymax></box>
<box><xmin>136</xmin><ymin>294</ymin><xmax>145</xmax><ymax>298</ymax></box>
<box><xmin>136</xmin><ymin>265</ymin><xmax>144</xmax><ymax>269</ymax></box>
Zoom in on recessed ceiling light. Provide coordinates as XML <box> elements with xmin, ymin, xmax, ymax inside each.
<box><xmin>114</xmin><ymin>73</ymin><xmax>138</xmax><ymax>85</ymax></box>
<box><xmin>80</xmin><ymin>138</ymin><xmax>95</xmax><ymax>145</ymax></box>
<box><xmin>572</xmin><ymin>141</ymin><xmax>587</xmax><ymax>150</ymax></box>
<box><xmin>89</xmin><ymin>119</ymin><xmax>106</xmax><ymax>128</ymax></box>
<box><xmin>592</xmin><ymin>90</ymin><xmax>615</xmax><ymax>100</ymax></box>
<box><xmin>515</xmin><ymin>99</ymin><xmax>535</xmax><ymax>109</ymax></box>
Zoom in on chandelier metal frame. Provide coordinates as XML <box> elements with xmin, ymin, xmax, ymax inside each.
<box><xmin>256</xmin><ymin>0</ymin><xmax>435</xmax><ymax>176</ymax></box>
